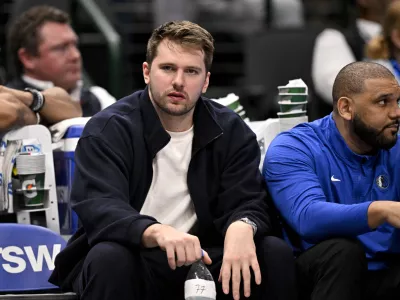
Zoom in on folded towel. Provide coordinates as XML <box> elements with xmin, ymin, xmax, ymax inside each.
<box><xmin>89</xmin><ymin>86</ymin><xmax>116</xmax><ymax>110</ymax></box>
<box><xmin>0</xmin><ymin>139</ymin><xmax>6</xmax><ymax>211</ymax></box>
<box><xmin>49</xmin><ymin>117</ymin><xmax>91</xmax><ymax>143</ymax></box>
<box><xmin>0</xmin><ymin>136</ymin><xmax>22</xmax><ymax>212</ymax></box>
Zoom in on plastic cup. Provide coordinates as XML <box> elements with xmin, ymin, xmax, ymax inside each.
<box><xmin>16</xmin><ymin>153</ymin><xmax>46</xmax><ymax>208</ymax></box>
<box><xmin>278</xmin><ymin>87</ymin><xmax>307</xmax><ymax>94</ymax></box>
<box><xmin>279</xmin><ymin>101</ymin><xmax>307</xmax><ymax>113</ymax></box>
<box><xmin>19</xmin><ymin>173</ymin><xmax>45</xmax><ymax>207</ymax></box>
<box><xmin>277</xmin><ymin>110</ymin><xmax>307</xmax><ymax>118</ymax></box>
<box><xmin>227</xmin><ymin>101</ymin><xmax>240</xmax><ymax>111</ymax></box>
<box><xmin>278</xmin><ymin>93</ymin><xmax>308</xmax><ymax>103</ymax></box>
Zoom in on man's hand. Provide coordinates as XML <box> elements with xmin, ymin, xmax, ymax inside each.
<box><xmin>0</xmin><ymin>85</ymin><xmax>33</xmax><ymax>107</ymax></box>
<box><xmin>0</xmin><ymin>86</ymin><xmax>37</xmax><ymax>132</ymax></box>
<box><xmin>38</xmin><ymin>87</ymin><xmax>83</xmax><ymax>123</ymax></box>
<box><xmin>368</xmin><ymin>201</ymin><xmax>400</xmax><ymax>229</ymax></box>
<box><xmin>219</xmin><ymin>221</ymin><xmax>261</xmax><ymax>300</ymax></box>
<box><xmin>142</xmin><ymin>224</ymin><xmax>212</xmax><ymax>270</ymax></box>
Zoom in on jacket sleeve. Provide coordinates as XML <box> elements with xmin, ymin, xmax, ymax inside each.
<box><xmin>214</xmin><ymin>117</ymin><xmax>271</xmax><ymax>238</ymax></box>
<box><xmin>263</xmin><ymin>133</ymin><xmax>372</xmax><ymax>243</ymax></box>
<box><xmin>71</xmin><ymin>134</ymin><xmax>158</xmax><ymax>249</ymax></box>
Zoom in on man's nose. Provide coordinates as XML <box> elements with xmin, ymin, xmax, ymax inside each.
<box><xmin>396</xmin><ymin>107</ymin><xmax>400</xmax><ymax>118</ymax></box>
<box><xmin>172</xmin><ymin>70</ymin><xmax>185</xmax><ymax>88</ymax></box>
<box><xmin>69</xmin><ymin>45</ymin><xmax>81</xmax><ymax>61</ymax></box>
<box><xmin>390</xmin><ymin>104</ymin><xmax>400</xmax><ymax>120</ymax></box>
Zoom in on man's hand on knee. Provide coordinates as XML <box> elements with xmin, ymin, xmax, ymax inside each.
<box><xmin>141</xmin><ymin>223</ymin><xmax>212</xmax><ymax>270</ymax></box>
<box><xmin>219</xmin><ymin>221</ymin><xmax>261</xmax><ymax>300</ymax></box>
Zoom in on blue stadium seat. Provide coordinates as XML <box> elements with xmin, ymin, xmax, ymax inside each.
<box><xmin>0</xmin><ymin>224</ymin><xmax>66</xmax><ymax>292</ymax></box>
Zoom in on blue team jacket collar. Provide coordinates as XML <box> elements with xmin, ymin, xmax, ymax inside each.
<box><xmin>328</xmin><ymin>114</ymin><xmax>378</xmax><ymax>166</ymax></box>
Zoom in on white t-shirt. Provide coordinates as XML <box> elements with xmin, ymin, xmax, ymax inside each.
<box><xmin>140</xmin><ymin>126</ymin><xmax>197</xmax><ymax>233</ymax></box>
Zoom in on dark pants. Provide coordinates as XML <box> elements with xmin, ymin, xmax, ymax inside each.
<box><xmin>72</xmin><ymin>236</ymin><xmax>297</xmax><ymax>300</ymax></box>
<box><xmin>296</xmin><ymin>238</ymin><xmax>400</xmax><ymax>300</ymax></box>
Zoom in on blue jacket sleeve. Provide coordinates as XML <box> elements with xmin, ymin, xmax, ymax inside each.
<box><xmin>263</xmin><ymin>133</ymin><xmax>372</xmax><ymax>243</ymax></box>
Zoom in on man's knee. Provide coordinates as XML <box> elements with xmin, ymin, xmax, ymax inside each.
<box><xmin>74</xmin><ymin>242</ymin><xmax>143</xmax><ymax>299</ymax></box>
<box><xmin>255</xmin><ymin>236</ymin><xmax>298</xmax><ymax>298</ymax></box>
<box><xmin>322</xmin><ymin>238</ymin><xmax>366</xmax><ymax>266</ymax></box>
<box><xmin>256</xmin><ymin>236</ymin><xmax>295</xmax><ymax>265</ymax></box>
<box><xmin>83</xmin><ymin>242</ymin><xmax>138</xmax><ymax>278</ymax></box>
<box><xmin>306</xmin><ymin>238</ymin><xmax>368</xmax><ymax>279</ymax></box>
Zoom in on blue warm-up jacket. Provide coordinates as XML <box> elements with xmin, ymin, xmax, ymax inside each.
<box><xmin>264</xmin><ymin>114</ymin><xmax>400</xmax><ymax>270</ymax></box>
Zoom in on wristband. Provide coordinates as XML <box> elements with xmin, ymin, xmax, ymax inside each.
<box><xmin>25</xmin><ymin>88</ymin><xmax>45</xmax><ymax>112</ymax></box>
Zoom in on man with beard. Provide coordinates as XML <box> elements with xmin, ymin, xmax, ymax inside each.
<box><xmin>49</xmin><ymin>21</ymin><xmax>297</xmax><ymax>300</ymax></box>
<box><xmin>264</xmin><ymin>61</ymin><xmax>400</xmax><ymax>300</ymax></box>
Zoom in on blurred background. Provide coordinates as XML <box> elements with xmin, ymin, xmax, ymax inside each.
<box><xmin>0</xmin><ymin>0</ymin><xmax>368</xmax><ymax>121</ymax></box>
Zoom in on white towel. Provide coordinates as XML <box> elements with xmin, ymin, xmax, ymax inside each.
<box><xmin>49</xmin><ymin>117</ymin><xmax>91</xmax><ymax>143</ymax></box>
<box><xmin>0</xmin><ymin>139</ymin><xmax>6</xmax><ymax>211</ymax></box>
<box><xmin>0</xmin><ymin>136</ymin><xmax>22</xmax><ymax>212</ymax></box>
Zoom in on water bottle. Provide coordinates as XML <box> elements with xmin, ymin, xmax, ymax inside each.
<box><xmin>184</xmin><ymin>260</ymin><xmax>216</xmax><ymax>300</ymax></box>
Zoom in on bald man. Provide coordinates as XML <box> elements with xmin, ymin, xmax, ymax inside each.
<box><xmin>264</xmin><ymin>61</ymin><xmax>400</xmax><ymax>300</ymax></box>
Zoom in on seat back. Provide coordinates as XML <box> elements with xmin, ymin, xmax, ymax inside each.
<box><xmin>0</xmin><ymin>224</ymin><xmax>66</xmax><ymax>292</ymax></box>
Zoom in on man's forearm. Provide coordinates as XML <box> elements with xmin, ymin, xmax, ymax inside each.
<box><xmin>40</xmin><ymin>87</ymin><xmax>82</xmax><ymax>123</ymax></box>
<box><xmin>0</xmin><ymin>99</ymin><xmax>37</xmax><ymax>133</ymax></box>
<box><xmin>2</xmin><ymin>86</ymin><xmax>83</xmax><ymax>124</ymax></box>
<box><xmin>227</xmin><ymin>220</ymin><xmax>254</xmax><ymax>237</ymax></box>
<box><xmin>142</xmin><ymin>223</ymin><xmax>163</xmax><ymax>248</ymax></box>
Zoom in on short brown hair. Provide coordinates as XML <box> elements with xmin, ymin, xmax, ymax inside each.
<box><xmin>7</xmin><ymin>5</ymin><xmax>70</xmax><ymax>76</ymax></box>
<box><xmin>146</xmin><ymin>21</ymin><xmax>215</xmax><ymax>72</ymax></box>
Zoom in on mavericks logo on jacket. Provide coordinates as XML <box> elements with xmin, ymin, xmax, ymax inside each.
<box><xmin>376</xmin><ymin>175</ymin><xmax>389</xmax><ymax>189</ymax></box>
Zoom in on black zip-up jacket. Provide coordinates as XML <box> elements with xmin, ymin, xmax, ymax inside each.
<box><xmin>49</xmin><ymin>87</ymin><xmax>272</xmax><ymax>289</ymax></box>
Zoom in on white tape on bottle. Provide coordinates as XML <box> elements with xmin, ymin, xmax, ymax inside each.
<box><xmin>184</xmin><ymin>279</ymin><xmax>216</xmax><ymax>299</ymax></box>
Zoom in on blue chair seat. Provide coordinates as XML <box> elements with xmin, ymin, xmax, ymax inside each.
<box><xmin>0</xmin><ymin>293</ymin><xmax>76</xmax><ymax>299</ymax></box>
<box><xmin>0</xmin><ymin>224</ymin><xmax>75</xmax><ymax>299</ymax></box>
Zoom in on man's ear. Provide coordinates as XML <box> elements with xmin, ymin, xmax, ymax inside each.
<box><xmin>143</xmin><ymin>62</ymin><xmax>150</xmax><ymax>84</ymax></box>
<box><xmin>337</xmin><ymin>97</ymin><xmax>354</xmax><ymax>121</ymax></box>
<box><xmin>202</xmin><ymin>72</ymin><xmax>210</xmax><ymax>94</ymax></box>
<box><xmin>18</xmin><ymin>48</ymin><xmax>36</xmax><ymax>71</ymax></box>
